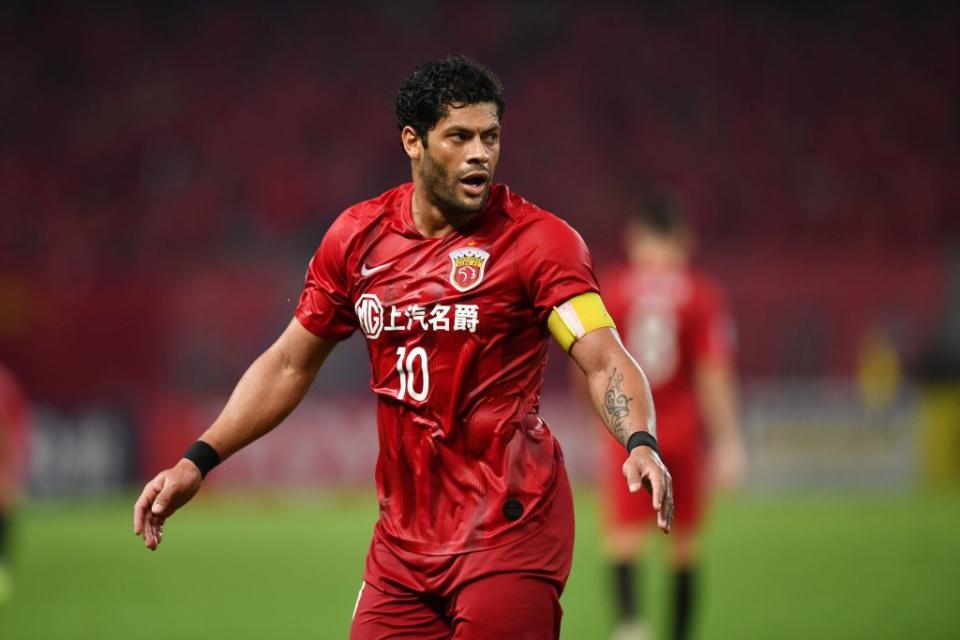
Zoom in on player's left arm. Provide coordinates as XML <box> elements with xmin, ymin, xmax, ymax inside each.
<box><xmin>692</xmin><ymin>286</ymin><xmax>747</xmax><ymax>490</ymax></box>
<box><xmin>696</xmin><ymin>357</ymin><xmax>746</xmax><ymax>490</ymax></box>
<box><xmin>554</xmin><ymin>295</ymin><xmax>674</xmax><ymax>533</ymax></box>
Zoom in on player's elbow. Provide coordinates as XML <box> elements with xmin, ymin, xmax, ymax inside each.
<box><xmin>572</xmin><ymin>328</ymin><xmax>632</xmax><ymax>374</ymax></box>
<box><xmin>275</xmin><ymin>348</ymin><xmax>316</xmax><ymax>388</ymax></box>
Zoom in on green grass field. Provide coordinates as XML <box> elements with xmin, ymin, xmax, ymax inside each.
<box><xmin>1</xmin><ymin>489</ymin><xmax>958</xmax><ymax>639</ymax></box>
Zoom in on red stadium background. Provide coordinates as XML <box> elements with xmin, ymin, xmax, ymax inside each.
<box><xmin>0</xmin><ymin>1</ymin><xmax>958</xmax><ymax>493</ymax></box>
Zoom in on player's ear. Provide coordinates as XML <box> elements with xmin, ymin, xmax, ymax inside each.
<box><xmin>401</xmin><ymin>126</ymin><xmax>422</xmax><ymax>161</ymax></box>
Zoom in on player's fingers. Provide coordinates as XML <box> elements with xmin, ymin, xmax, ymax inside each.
<box><xmin>151</xmin><ymin>477</ymin><xmax>178</xmax><ymax>517</ymax></box>
<box><xmin>142</xmin><ymin>510</ymin><xmax>153</xmax><ymax>548</ymax></box>
<box><xmin>151</xmin><ymin>515</ymin><xmax>164</xmax><ymax>550</ymax></box>
<box><xmin>668</xmin><ymin>482</ymin><xmax>675</xmax><ymax>528</ymax></box>
<box><xmin>133</xmin><ymin>493</ymin><xmax>147</xmax><ymax>535</ymax></box>
<box><xmin>134</xmin><ymin>492</ymin><xmax>154</xmax><ymax>535</ymax></box>
<box><xmin>133</xmin><ymin>476</ymin><xmax>164</xmax><ymax>535</ymax></box>
<box><xmin>646</xmin><ymin>465</ymin><xmax>664</xmax><ymax>511</ymax></box>
<box><xmin>621</xmin><ymin>459</ymin><xmax>642</xmax><ymax>493</ymax></box>
<box><xmin>657</xmin><ymin>475</ymin><xmax>675</xmax><ymax>533</ymax></box>
<box><xmin>142</xmin><ymin>514</ymin><xmax>154</xmax><ymax>549</ymax></box>
<box><xmin>145</xmin><ymin>513</ymin><xmax>164</xmax><ymax>550</ymax></box>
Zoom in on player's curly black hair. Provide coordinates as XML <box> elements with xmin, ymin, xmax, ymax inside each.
<box><xmin>395</xmin><ymin>55</ymin><xmax>506</xmax><ymax>146</ymax></box>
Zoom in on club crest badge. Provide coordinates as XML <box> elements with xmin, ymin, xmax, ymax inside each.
<box><xmin>448</xmin><ymin>247</ymin><xmax>490</xmax><ymax>292</ymax></box>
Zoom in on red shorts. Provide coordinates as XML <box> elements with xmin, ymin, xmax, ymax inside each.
<box><xmin>351</xmin><ymin>468</ymin><xmax>575</xmax><ymax>639</ymax></box>
<box><xmin>602</xmin><ymin>434</ymin><xmax>705</xmax><ymax>530</ymax></box>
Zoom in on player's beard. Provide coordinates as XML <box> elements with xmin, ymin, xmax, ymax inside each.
<box><xmin>420</xmin><ymin>147</ymin><xmax>490</xmax><ymax>218</ymax></box>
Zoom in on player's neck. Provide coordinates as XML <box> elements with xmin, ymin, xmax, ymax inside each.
<box><xmin>410</xmin><ymin>187</ymin><xmax>478</xmax><ymax>239</ymax></box>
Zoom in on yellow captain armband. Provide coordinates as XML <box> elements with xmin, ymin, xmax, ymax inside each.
<box><xmin>547</xmin><ymin>292</ymin><xmax>617</xmax><ymax>352</ymax></box>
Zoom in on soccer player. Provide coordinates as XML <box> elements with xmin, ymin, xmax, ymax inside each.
<box><xmin>0</xmin><ymin>361</ymin><xmax>31</xmax><ymax>604</ymax></box>
<box><xmin>133</xmin><ymin>56</ymin><xmax>674</xmax><ymax>638</ymax></box>
<box><xmin>597</xmin><ymin>206</ymin><xmax>746</xmax><ymax>640</ymax></box>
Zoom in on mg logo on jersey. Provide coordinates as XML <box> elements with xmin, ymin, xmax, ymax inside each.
<box><xmin>448</xmin><ymin>247</ymin><xmax>490</xmax><ymax>292</ymax></box>
<box><xmin>355</xmin><ymin>293</ymin><xmax>384</xmax><ymax>339</ymax></box>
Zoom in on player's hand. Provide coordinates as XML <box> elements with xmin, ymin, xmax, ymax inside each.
<box><xmin>133</xmin><ymin>459</ymin><xmax>203</xmax><ymax>551</ymax></box>
<box><xmin>622</xmin><ymin>446</ymin><xmax>674</xmax><ymax>533</ymax></box>
<box><xmin>709</xmin><ymin>436</ymin><xmax>747</xmax><ymax>492</ymax></box>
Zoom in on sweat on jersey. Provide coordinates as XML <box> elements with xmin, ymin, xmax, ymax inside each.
<box><xmin>295</xmin><ymin>182</ymin><xmax>599</xmax><ymax>555</ymax></box>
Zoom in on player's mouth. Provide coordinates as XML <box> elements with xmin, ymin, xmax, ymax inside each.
<box><xmin>459</xmin><ymin>172</ymin><xmax>489</xmax><ymax>197</ymax></box>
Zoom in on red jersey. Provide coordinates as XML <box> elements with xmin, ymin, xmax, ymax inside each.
<box><xmin>295</xmin><ymin>183</ymin><xmax>599</xmax><ymax>554</ymax></box>
<box><xmin>0</xmin><ymin>362</ymin><xmax>31</xmax><ymax>479</ymax></box>
<box><xmin>602</xmin><ymin>266</ymin><xmax>734</xmax><ymax>452</ymax></box>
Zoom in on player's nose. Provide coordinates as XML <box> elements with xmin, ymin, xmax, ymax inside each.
<box><xmin>465</xmin><ymin>135</ymin><xmax>490</xmax><ymax>163</ymax></box>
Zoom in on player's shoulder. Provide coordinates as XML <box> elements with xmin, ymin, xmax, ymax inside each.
<box><xmin>495</xmin><ymin>184</ymin><xmax>586</xmax><ymax>247</ymax></box>
<box><xmin>321</xmin><ymin>183</ymin><xmax>412</xmax><ymax>253</ymax></box>
<box><xmin>334</xmin><ymin>182</ymin><xmax>412</xmax><ymax>230</ymax></box>
<box><xmin>312</xmin><ymin>183</ymin><xmax>412</xmax><ymax>269</ymax></box>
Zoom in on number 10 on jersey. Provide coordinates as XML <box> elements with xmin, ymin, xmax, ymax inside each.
<box><xmin>395</xmin><ymin>346</ymin><xmax>429</xmax><ymax>401</ymax></box>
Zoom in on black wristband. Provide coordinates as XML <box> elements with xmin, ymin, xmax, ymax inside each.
<box><xmin>183</xmin><ymin>440</ymin><xmax>221</xmax><ymax>478</ymax></box>
<box><xmin>626</xmin><ymin>431</ymin><xmax>660</xmax><ymax>456</ymax></box>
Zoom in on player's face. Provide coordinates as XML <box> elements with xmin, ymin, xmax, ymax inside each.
<box><xmin>627</xmin><ymin>225</ymin><xmax>690</xmax><ymax>269</ymax></box>
<box><xmin>419</xmin><ymin>102</ymin><xmax>501</xmax><ymax>216</ymax></box>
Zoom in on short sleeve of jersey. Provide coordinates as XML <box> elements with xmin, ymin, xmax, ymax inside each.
<box><xmin>294</xmin><ymin>214</ymin><xmax>357</xmax><ymax>341</ymax></box>
<box><xmin>690</xmin><ymin>280</ymin><xmax>736</xmax><ymax>365</ymax></box>
<box><xmin>517</xmin><ymin>214</ymin><xmax>600</xmax><ymax>324</ymax></box>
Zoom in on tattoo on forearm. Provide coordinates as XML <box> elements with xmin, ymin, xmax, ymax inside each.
<box><xmin>603</xmin><ymin>367</ymin><xmax>633</xmax><ymax>444</ymax></box>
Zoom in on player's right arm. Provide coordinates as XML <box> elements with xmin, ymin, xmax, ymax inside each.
<box><xmin>135</xmin><ymin>208</ymin><xmax>359</xmax><ymax>551</ymax></box>
<box><xmin>132</xmin><ymin>318</ymin><xmax>337</xmax><ymax>550</ymax></box>
<box><xmin>691</xmin><ymin>285</ymin><xmax>746</xmax><ymax>490</ymax></box>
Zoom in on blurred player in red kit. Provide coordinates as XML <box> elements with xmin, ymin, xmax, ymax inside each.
<box><xmin>132</xmin><ymin>56</ymin><xmax>674</xmax><ymax>638</ymax></box>
<box><xmin>599</xmin><ymin>206</ymin><xmax>746</xmax><ymax>640</ymax></box>
<box><xmin>0</xmin><ymin>361</ymin><xmax>31</xmax><ymax>604</ymax></box>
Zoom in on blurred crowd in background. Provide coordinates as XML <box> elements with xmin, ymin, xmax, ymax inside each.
<box><xmin>0</xmin><ymin>1</ymin><xmax>958</xmax><ymax>494</ymax></box>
